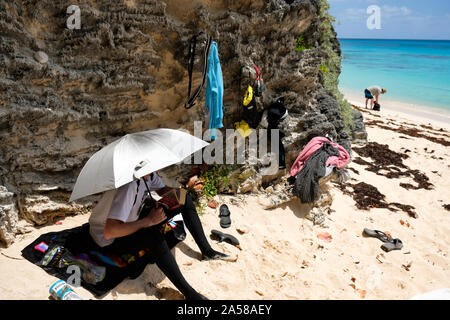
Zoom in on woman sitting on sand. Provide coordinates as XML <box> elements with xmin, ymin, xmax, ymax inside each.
<box><xmin>88</xmin><ymin>171</ymin><xmax>230</xmax><ymax>300</ymax></box>
<box><xmin>364</xmin><ymin>85</ymin><xmax>387</xmax><ymax>109</ymax></box>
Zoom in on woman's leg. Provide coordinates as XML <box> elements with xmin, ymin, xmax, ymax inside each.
<box><xmin>151</xmin><ymin>232</ymin><xmax>206</xmax><ymax>300</ymax></box>
<box><xmin>179</xmin><ymin>195</ymin><xmax>229</xmax><ymax>259</ymax></box>
<box><xmin>108</xmin><ymin>227</ymin><xmax>205</xmax><ymax>300</ymax></box>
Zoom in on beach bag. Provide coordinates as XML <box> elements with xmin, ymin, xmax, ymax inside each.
<box><xmin>267</xmin><ymin>97</ymin><xmax>288</xmax><ymax>129</ymax></box>
<box><xmin>242</xmin><ymin>85</ymin><xmax>262</xmax><ymax>128</ymax></box>
<box><xmin>254</xmin><ymin>65</ymin><xmax>263</xmax><ymax>97</ymax></box>
<box><xmin>373</xmin><ymin>102</ymin><xmax>380</xmax><ymax>111</ymax></box>
<box><xmin>234</xmin><ymin>120</ymin><xmax>253</xmax><ymax>138</ymax></box>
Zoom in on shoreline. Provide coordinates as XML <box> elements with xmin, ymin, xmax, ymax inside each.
<box><xmin>341</xmin><ymin>88</ymin><xmax>450</xmax><ymax>130</ymax></box>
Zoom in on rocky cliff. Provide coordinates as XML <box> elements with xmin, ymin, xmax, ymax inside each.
<box><xmin>0</xmin><ymin>0</ymin><xmax>366</xmax><ymax>246</ymax></box>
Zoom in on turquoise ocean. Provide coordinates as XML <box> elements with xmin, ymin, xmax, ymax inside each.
<box><xmin>338</xmin><ymin>39</ymin><xmax>450</xmax><ymax>112</ymax></box>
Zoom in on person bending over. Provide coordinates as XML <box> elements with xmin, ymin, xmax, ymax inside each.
<box><xmin>88</xmin><ymin>171</ymin><xmax>229</xmax><ymax>300</ymax></box>
<box><xmin>364</xmin><ymin>85</ymin><xmax>386</xmax><ymax>109</ymax></box>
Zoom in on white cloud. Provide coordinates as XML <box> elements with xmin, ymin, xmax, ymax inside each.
<box><xmin>382</xmin><ymin>5</ymin><xmax>412</xmax><ymax>18</ymax></box>
<box><xmin>343</xmin><ymin>7</ymin><xmax>366</xmax><ymax>21</ymax></box>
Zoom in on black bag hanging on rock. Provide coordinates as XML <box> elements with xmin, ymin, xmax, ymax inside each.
<box><xmin>267</xmin><ymin>97</ymin><xmax>288</xmax><ymax>169</ymax></box>
<box><xmin>267</xmin><ymin>97</ymin><xmax>288</xmax><ymax>128</ymax></box>
<box><xmin>242</xmin><ymin>85</ymin><xmax>262</xmax><ymax>129</ymax></box>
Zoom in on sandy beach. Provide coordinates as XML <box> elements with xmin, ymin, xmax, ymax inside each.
<box><xmin>0</xmin><ymin>99</ymin><xmax>449</xmax><ymax>300</ymax></box>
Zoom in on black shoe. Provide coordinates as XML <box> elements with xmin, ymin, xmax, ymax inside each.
<box><xmin>219</xmin><ymin>204</ymin><xmax>231</xmax><ymax>228</ymax></box>
<box><xmin>210</xmin><ymin>229</ymin><xmax>240</xmax><ymax>247</ymax></box>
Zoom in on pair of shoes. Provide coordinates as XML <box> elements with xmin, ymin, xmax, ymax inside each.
<box><xmin>363</xmin><ymin>228</ymin><xmax>403</xmax><ymax>252</ymax></box>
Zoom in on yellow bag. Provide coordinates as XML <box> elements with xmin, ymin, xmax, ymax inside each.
<box><xmin>234</xmin><ymin>120</ymin><xmax>253</xmax><ymax>138</ymax></box>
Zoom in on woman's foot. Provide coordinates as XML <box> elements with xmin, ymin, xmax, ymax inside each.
<box><xmin>202</xmin><ymin>248</ymin><xmax>232</xmax><ymax>261</ymax></box>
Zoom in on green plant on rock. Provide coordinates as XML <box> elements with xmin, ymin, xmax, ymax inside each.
<box><xmin>195</xmin><ymin>200</ymin><xmax>207</xmax><ymax>216</ymax></box>
<box><xmin>318</xmin><ymin>0</ymin><xmax>354</xmax><ymax>133</ymax></box>
<box><xmin>295</xmin><ymin>34</ymin><xmax>313</xmax><ymax>52</ymax></box>
<box><xmin>200</xmin><ymin>164</ymin><xmax>241</xmax><ymax>198</ymax></box>
<box><xmin>320</xmin><ymin>64</ymin><xmax>328</xmax><ymax>74</ymax></box>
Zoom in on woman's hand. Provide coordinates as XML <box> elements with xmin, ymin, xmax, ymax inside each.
<box><xmin>143</xmin><ymin>205</ymin><xmax>166</xmax><ymax>227</ymax></box>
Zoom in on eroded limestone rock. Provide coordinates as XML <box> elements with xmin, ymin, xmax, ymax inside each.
<box><xmin>0</xmin><ymin>186</ymin><xmax>19</xmax><ymax>247</ymax></box>
<box><xmin>0</xmin><ymin>0</ymin><xmax>364</xmax><ymax>245</ymax></box>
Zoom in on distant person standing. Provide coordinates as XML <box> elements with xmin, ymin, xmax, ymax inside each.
<box><xmin>364</xmin><ymin>85</ymin><xmax>386</xmax><ymax>109</ymax></box>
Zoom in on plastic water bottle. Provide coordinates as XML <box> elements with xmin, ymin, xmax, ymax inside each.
<box><xmin>49</xmin><ymin>280</ymin><xmax>83</xmax><ymax>300</ymax></box>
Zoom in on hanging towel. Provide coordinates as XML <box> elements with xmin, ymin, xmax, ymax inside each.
<box><xmin>290</xmin><ymin>136</ymin><xmax>350</xmax><ymax>177</ymax></box>
<box><xmin>205</xmin><ymin>41</ymin><xmax>224</xmax><ymax>140</ymax></box>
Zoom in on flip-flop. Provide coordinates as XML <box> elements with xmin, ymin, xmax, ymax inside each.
<box><xmin>381</xmin><ymin>239</ymin><xmax>403</xmax><ymax>252</ymax></box>
<box><xmin>211</xmin><ymin>229</ymin><xmax>240</xmax><ymax>247</ymax></box>
<box><xmin>363</xmin><ymin>228</ymin><xmax>395</xmax><ymax>243</ymax></box>
<box><xmin>219</xmin><ymin>204</ymin><xmax>231</xmax><ymax>228</ymax></box>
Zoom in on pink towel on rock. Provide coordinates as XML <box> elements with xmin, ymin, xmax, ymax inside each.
<box><xmin>290</xmin><ymin>136</ymin><xmax>350</xmax><ymax>177</ymax></box>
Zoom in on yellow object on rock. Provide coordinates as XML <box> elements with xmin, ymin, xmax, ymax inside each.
<box><xmin>243</xmin><ymin>86</ymin><xmax>253</xmax><ymax>106</ymax></box>
<box><xmin>234</xmin><ymin>120</ymin><xmax>253</xmax><ymax>138</ymax></box>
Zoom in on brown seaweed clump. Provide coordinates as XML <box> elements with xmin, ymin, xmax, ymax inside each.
<box><xmin>337</xmin><ymin>182</ymin><xmax>418</xmax><ymax>218</ymax></box>
<box><xmin>353</xmin><ymin>142</ymin><xmax>433</xmax><ymax>191</ymax></box>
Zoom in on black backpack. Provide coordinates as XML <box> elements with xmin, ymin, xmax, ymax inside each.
<box><xmin>242</xmin><ymin>85</ymin><xmax>262</xmax><ymax>129</ymax></box>
<box><xmin>267</xmin><ymin>97</ymin><xmax>287</xmax><ymax>129</ymax></box>
<box><xmin>373</xmin><ymin>102</ymin><xmax>380</xmax><ymax>111</ymax></box>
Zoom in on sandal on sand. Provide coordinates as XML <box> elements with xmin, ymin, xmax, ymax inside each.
<box><xmin>211</xmin><ymin>229</ymin><xmax>240</xmax><ymax>247</ymax></box>
<box><xmin>381</xmin><ymin>239</ymin><xmax>403</xmax><ymax>252</ymax></box>
<box><xmin>363</xmin><ymin>228</ymin><xmax>395</xmax><ymax>243</ymax></box>
<box><xmin>219</xmin><ymin>204</ymin><xmax>231</xmax><ymax>228</ymax></box>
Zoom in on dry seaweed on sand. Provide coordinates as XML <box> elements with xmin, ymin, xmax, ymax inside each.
<box><xmin>337</xmin><ymin>182</ymin><xmax>419</xmax><ymax>218</ymax></box>
<box><xmin>353</xmin><ymin>142</ymin><xmax>408</xmax><ymax>168</ymax></box>
<box><xmin>338</xmin><ymin>182</ymin><xmax>391</xmax><ymax>211</ymax></box>
<box><xmin>390</xmin><ymin>203</ymin><xmax>418</xmax><ymax>219</ymax></box>
<box><xmin>352</xmin><ymin>142</ymin><xmax>434</xmax><ymax>191</ymax></box>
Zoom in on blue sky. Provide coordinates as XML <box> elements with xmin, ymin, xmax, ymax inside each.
<box><xmin>328</xmin><ymin>0</ymin><xmax>450</xmax><ymax>40</ymax></box>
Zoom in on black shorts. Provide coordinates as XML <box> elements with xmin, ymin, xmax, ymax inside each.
<box><xmin>364</xmin><ymin>89</ymin><xmax>374</xmax><ymax>99</ymax></box>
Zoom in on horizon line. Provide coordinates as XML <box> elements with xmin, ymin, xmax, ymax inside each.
<box><xmin>338</xmin><ymin>37</ymin><xmax>450</xmax><ymax>41</ymax></box>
